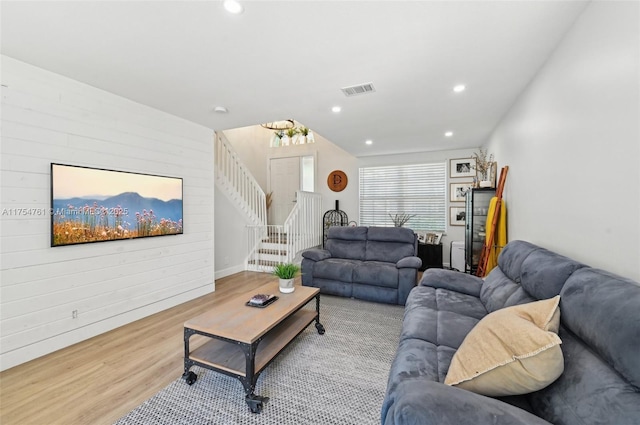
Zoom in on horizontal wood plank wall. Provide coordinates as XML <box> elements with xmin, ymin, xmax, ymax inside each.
<box><xmin>0</xmin><ymin>56</ymin><xmax>215</xmax><ymax>371</ymax></box>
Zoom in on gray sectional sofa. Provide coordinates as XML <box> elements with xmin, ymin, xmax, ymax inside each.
<box><xmin>382</xmin><ymin>240</ymin><xmax>640</xmax><ymax>425</ymax></box>
<box><xmin>301</xmin><ymin>226</ymin><xmax>421</xmax><ymax>305</ymax></box>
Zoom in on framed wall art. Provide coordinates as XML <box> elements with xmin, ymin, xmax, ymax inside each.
<box><xmin>449</xmin><ymin>206</ymin><xmax>466</xmax><ymax>227</ymax></box>
<box><xmin>450</xmin><ymin>182</ymin><xmax>474</xmax><ymax>202</ymax></box>
<box><xmin>51</xmin><ymin>163</ymin><xmax>183</xmax><ymax>247</ymax></box>
<box><xmin>449</xmin><ymin>157</ymin><xmax>476</xmax><ymax>178</ymax></box>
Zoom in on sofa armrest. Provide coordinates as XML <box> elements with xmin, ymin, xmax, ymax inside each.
<box><xmin>419</xmin><ymin>268</ymin><xmax>483</xmax><ymax>297</ymax></box>
<box><xmin>301</xmin><ymin>248</ymin><xmax>331</xmax><ymax>262</ymax></box>
<box><xmin>397</xmin><ymin>256</ymin><xmax>422</xmax><ymax>269</ymax></box>
<box><xmin>382</xmin><ymin>380</ymin><xmax>552</xmax><ymax>425</ymax></box>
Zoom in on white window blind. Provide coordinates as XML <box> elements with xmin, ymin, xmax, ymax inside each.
<box><xmin>359</xmin><ymin>162</ymin><xmax>446</xmax><ymax>231</ymax></box>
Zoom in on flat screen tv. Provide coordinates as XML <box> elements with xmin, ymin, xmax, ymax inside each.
<box><xmin>51</xmin><ymin>163</ymin><xmax>183</xmax><ymax>247</ymax></box>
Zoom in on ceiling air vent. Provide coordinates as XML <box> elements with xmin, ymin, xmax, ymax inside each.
<box><xmin>341</xmin><ymin>82</ymin><xmax>376</xmax><ymax>97</ymax></box>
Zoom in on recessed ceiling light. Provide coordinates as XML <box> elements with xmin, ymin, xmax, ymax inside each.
<box><xmin>365</xmin><ymin>140</ymin><xmax>373</xmax><ymax>145</ymax></box>
<box><xmin>331</xmin><ymin>106</ymin><xmax>342</xmax><ymax>113</ymax></box>
<box><xmin>445</xmin><ymin>131</ymin><xmax>454</xmax><ymax>137</ymax></box>
<box><xmin>453</xmin><ymin>84</ymin><xmax>466</xmax><ymax>93</ymax></box>
<box><xmin>223</xmin><ymin>0</ymin><xmax>244</xmax><ymax>14</ymax></box>
<box><xmin>213</xmin><ymin>106</ymin><xmax>228</xmax><ymax>113</ymax></box>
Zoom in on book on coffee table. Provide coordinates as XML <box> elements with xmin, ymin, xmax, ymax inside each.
<box><xmin>246</xmin><ymin>293</ymin><xmax>278</xmax><ymax>308</ymax></box>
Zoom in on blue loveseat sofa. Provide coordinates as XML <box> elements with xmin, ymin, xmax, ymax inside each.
<box><xmin>382</xmin><ymin>240</ymin><xmax>640</xmax><ymax>425</ymax></box>
<box><xmin>301</xmin><ymin>226</ymin><xmax>421</xmax><ymax>305</ymax></box>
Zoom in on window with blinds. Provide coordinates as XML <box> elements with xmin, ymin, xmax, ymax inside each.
<box><xmin>359</xmin><ymin>162</ymin><xmax>446</xmax><ymax>231</ymax></box>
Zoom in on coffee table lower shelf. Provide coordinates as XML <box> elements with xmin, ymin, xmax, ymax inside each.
<box><xmin>182</xmin><ymin>293</ymin><xmax>324</xmax><ymax>413</ymax></box>
<box><xmin>189</xmin><ymin>309</ymin><xmax>317</xmax><ymax>376</ymax></box>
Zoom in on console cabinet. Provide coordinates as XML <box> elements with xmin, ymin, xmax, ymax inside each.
<box><xmin>417</xmin><ymin>243</ymin><xmax>443</xmax><ymax>271</ymax></box>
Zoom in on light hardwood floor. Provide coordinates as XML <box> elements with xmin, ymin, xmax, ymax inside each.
<box><xmin>0</xmin><ymin>272</ymin><xmax>274</xmax><ymax>425</ymax></box>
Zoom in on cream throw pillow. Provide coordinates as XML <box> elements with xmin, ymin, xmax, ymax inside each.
<box><xmin>444</xmin><ymin>295</ymin><xmax>563</xmax><ymax>397</ymax></box>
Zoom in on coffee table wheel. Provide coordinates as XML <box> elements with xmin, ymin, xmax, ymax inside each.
<box><xmin>315</xmin><ymin>322</ymin><xmax>325</xmax><ymax>335</ymax></box>
<box><xmin>246</xmin><ymin>394</ymin><xmax>269</xmax><ymax>413</ymax></box>
<box><xmin>183</xmin><ymin>371</ymin><xmax>197</xmax><ymax>385</ymax></box>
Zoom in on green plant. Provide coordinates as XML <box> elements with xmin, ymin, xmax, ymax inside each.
<box><xmin>298</xmin><ymin>126</ymin><xmax>309</xmax><ymax>136</ymax></box>
<box><xmin>285</xmin><ymin>127</ymin><xmax>298</xmax><ymax>138</ymax></box>
<box><xmin>273</xmin><ymin>263</ymin><xmax>300</xmax><ymax>279</ymax></box>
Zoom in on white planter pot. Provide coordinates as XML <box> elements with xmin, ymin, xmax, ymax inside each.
<box><xmin>479</xmin><ymin>180</ymin><xmax>492</xmax><ymax>188</ymax></box>
<box><xmin>279</xmin><ymin>278</ymin><xmax>295</xmax><ymax>293</ymax></box>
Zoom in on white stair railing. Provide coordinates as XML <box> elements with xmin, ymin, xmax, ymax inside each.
<box><xmin>283</xmin><ymin>191</ymin><xmax>323</xmax><ymax>263</ymax></box>
<box><xmin>215</xmin><ymin>131</ymin><xmax>267</xmax><ymax>227</ymax></box>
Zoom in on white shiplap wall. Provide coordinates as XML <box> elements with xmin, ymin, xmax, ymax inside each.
<box><xmin>0</xmin><ymin>56</ymin><xmax>215</xmax><ymax>371</ymax></box>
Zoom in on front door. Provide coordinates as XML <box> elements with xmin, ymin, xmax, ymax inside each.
<box><xmin>269</xmin><ymin>157</ymin><xmax>300</xmax><ymax>225</ymax></box>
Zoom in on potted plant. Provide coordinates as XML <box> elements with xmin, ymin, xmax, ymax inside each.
<box><xmin>271</xmin><ymin>130</ymin><xmax>284</xmax><ymax>147</ymax></box>
<box><xmin>298</xmin><ymin>126</ymin><xmax>309</xmax><ymax>144</ymax></box>
<box><xmin>389</xmin><ymin>213</ymin><xmax>416</xmax><ymax>227</ymax></box>
<box><xmin>284</xmin><ymin>127</ymin><xmax>298</xmax><ymax>145</ymax></box>
<box><xmin>273</xmin><ymin>263</ymin><xmax>300</xmax><ymax>293</ymax></box>
<box><xmin>472</xmin><ymin>148</ymin><xmax>495</xmax><ymax>188</ymax></box>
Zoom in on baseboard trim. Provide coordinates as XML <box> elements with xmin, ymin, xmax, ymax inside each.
<box><xmin>215</xmin><ymin>264</ymin><xmax>245</xmax><ymax>280</ymax></box>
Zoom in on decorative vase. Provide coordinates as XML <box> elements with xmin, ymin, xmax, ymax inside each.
<box><xmin>298</xmin><ymin>135</ymin><xmax>307</xmax><ymax>144</ymax></box>
<box><xmin>479</xmin><ymin>168</ymin><xmax>492</xmax><ymax>188</ymax></box>
<box><xmin>279</xmin><ymin>278</ymin><xmax>295</xmax><ymax>293</ymax></box>
<box><xmin>281</xmin><ymin>135</ymin><xmax>290</xmax><ymax>146</ymax></box>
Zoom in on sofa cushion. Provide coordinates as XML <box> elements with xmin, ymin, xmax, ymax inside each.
<box><xmin>559</xmin><ymin>268</ymin><xmax>640</xmax><ymax>388</ymax></box>
<box><xmin>420</xmin><ymin>268</ymin><xmax>483</xmax><ymax>297</ymax></box>
<box><xmin>530</xmin><ymin>269</ymin><xmax>640</xmax><ymax>424</ymax></box>
<box><xmin>445</xmin><ymin>296</ymin><xmax>563</xmax><ymax>397</ymax></box>
<box><xmin>481</xmin><ymin>267</ymin><xmax>535</xmax><ymax>313</ymax></box>
<box><xmin>325</xmin><ymin>226</ymin><xmax>368</xmax><ymax>260</ymax></box>
<box><xmin>325</xmin><ymin>239</ymin><xmax>366</xmax><ymax>261</ymax></box>
<box><xmin>519</xmin><ymin>249</ymin><xmax>584</xmax><ymax>301</ymax></box>
<box><xmin>385</xmin><ymin>337</ymin><xmax>456</xmax><ymax>392</ymax></box>
<box><xmin>365</xmin><ymin>227</ymin><xmax>416</xmax><ymax>263</ymax></box>
<box><xmin>313</xmin><ymin>258</ymin><xmax>361</xmax><ymax>282</ymax></box>
<box><xmin>382</xmin><ymin>379</ymin><xmax>553</xmax><ymax>425</ymax></box>
<box><xmin>529</xmin><ymin>328</ymin><xmax>640</xmax><ymax>425</ymax></box>
<box><xmin>365</xmin><ymin>240</ymin><xmax>415</xmax><ymax>263</ymax></box>
<box><xmin>367</xmin><ymin>226</ymin><xmax>415</xmax><ymax>244</ymax></box>
<box><xmin>353</xmin><ymin>261</ymin><xmax>398</xmax><ymax>288</ymax></box>
<box><xmin>327</xmin><ymin>225</ymin><xmax>368</xmax><ymax>241</ymax></box>
<box><xmin>482</xmin><ymin>240</ymin><xmax>584</xmax><ymax>312</ymax></box>
<box><xmin>403</xmin><ymin>286</ymin><xmax>483</xmax><ymax>351</ymax></box>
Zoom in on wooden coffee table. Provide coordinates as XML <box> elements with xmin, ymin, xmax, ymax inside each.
<box><xmin>182</xmin><ymin>281</ymin><xmax>324</xmax><ymax>413</ymax></box>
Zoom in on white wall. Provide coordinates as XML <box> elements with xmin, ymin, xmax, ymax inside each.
<box><xmin>0</xmin><ymin>56</ymin><xmax>215</xmax><ymax>371</ymax></box>
<box><xmin>485</xmin><ymin>1</ymin><xmax>640</xmax><ymax>281</ymax></box>
<box><xmin>214</xmin><ymin>186</ymin><xmax>250</xmax><ymax>279</ymax></box>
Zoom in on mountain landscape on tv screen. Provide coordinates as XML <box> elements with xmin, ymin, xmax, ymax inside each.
<box><xmin>53</xmin><ymin>192</ymin><xmax>182</xmax><ymax>224</ymax></box>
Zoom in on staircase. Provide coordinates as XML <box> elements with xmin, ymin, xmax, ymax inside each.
<box><xmin>247</xmin><ymin>191</ymin><xmax>323</xmax><ymax>271</ymax></box>
<box><xmin>215</xmin><ymin>131</ymin><xmax>323</xmax><ymax>272</ymax></box>
<box><xmin>215</xmin><ymin>131</ymin><xmax>267</xmax><ymax>227</ymax></box>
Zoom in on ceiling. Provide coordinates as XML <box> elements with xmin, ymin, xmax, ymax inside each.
<box><xmin>1</xmin><ymin>1</ymin><xmax>588</xmax><ymax>157</ymax></box>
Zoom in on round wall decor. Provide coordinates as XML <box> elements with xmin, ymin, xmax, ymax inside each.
<box><xmin>327</xmin><ymin>170</ymin><xmax>348</xmax><ymax>192</ymax></box>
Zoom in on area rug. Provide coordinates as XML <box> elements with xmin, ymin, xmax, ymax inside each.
<box><xmin>113</xmin><ymin>295</ymin><xmax>404</xmax><ymax>425</ymax></box>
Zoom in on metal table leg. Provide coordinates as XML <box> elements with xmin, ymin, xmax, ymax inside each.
<box><xmin>315</xmin><ymin>294</ymin><xmax>325</xmax><ymax>334</ymax></box>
